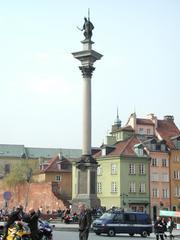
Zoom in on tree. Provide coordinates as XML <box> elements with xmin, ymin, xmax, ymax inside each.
<box><xmin>2</xmin><ymin>160</ymin><xmax>37</xmax><ymax>187</ymax></box>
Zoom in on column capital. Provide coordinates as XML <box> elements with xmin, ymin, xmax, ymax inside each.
<box><xmin>79</xmin><ymin>65</ymin><xmax>95</xmax><ymax>78</ymax></box>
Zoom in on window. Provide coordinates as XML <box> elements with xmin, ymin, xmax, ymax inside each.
<box><xmin>55</xmin><ymin>175</ymin><xmax>61</xmax><ymax>182</ymax></box>
<box><xmin>97</xmin><ymin>166</ymin><xmax>102</xmax><ymax>175</ymax></box>
<box><xmin>131</xmin><ymin>206</ymin><xmax>137</xmax><ymax>212</ymax></box>
<box><xmin>151</xmin><ymin>158</ymin><xmax>157</xmax><ymax>166</ymax></box>
<box><xmin>174</xmin><ymin>170</ymin><xmax>180</xmax><ymax>179</ymax></box>
<box><xmin>111</xmin><ymin>182</ymin><xmax>117</xmax><ymax>193</ymax></box>
<box><xmin>139</xmin><ymin>183</ymin><xmax>146</xmax><ymax>193</ymax></box>
<box><xmin>97</xmin><ymin>182</ymin><xmax>102</xmax><ymax>193</ymax></box>
<box><xmin>151</xmin><ymin>173</ymin><xmax>159</xmax><ymax>181</ymax></box>
<box><xmin>174</xmin><ymin>156</ymin><xmax>180</xmax><ymax>162</ymax></box>
<box><xmin>161</xmin><ymin>173</ymin><xmax>169</xmax><ymax>182</ymax></box>
<box><xmin>4</xmin><ymin>164</ymin><xmax>10</xmax><ymax>174</ymax></box>
<box><xmin>161</xmin><ymin>144</ymin><xmax>166</xmax><ymax>151</ymax></box>
<box><xmin>124</xmin><ymin>213</ymin><xmax>136</xmax><ymax>223</ymax></box>
<box><xmin>129</xmin><ymin>163</ymin><xmax>136</xmax><ymax>175</ymax></box>
<box><xmin>176</xmin><ymin>141</ymin><xmax>180</xmax><ymax>149</ymax></box>
<box><xmin>114</xmin><ymin>214</ymin><xmax>123</xmax><ymax>223</ymax></box>
<box><xmin>129</xmin><ymin>182</ymin><xmax>136</xmax><ymax>193</ymax></box>
<box><xmin>151</xmin><ymin>144</ymin><xmax>156</xmax><ymax>151</ymax></box>
<box><xmin>139</xmin><ymin>163</ymin><xmax>145</xmax><ymax>174</ymax></box>
<box><xmin>162</xmin><ymin>159</ymin><xmax>168</xmax><ymax>167</ymax></box>
<box><xmin>137</xmin><ymin>148</ymin><xmax>144</xmax><ymax>156</ymax></box>
<box><xmin>152</xmin><ymin>188</ymin><xmax>159</xmax><ymax>198</ymax></box>
<box><xmin>102</xmin><ymin>148</ymin><xmax>106</xmax><ymax>156</ymax></box>
<box><xmin>147</xmin><ymin>129</ymin><xmax>151</xmax><ymax>135</ymax></box>
<box><xmin>139</xmin><ymin>128</ymin><xmax>144</xmax><ymax>134</ymax></box>
<box><xmin>138</xmin><ymin>206</ymin><xmax>144</xmax><ymax>212</ymax></box>
<box><xmin>111</xmin><ymin>164</ymin><xmax>117</xmax><ymax>175</ymax></box>
<box><xmin>162</xmin><ymin>189</ymin><xmax>169</xmax><ymax>198</ymax></box>
<box><xmin>175</xmin><ymin>186</ymin><xmax>180</xmax><ymax>197</ymax></box>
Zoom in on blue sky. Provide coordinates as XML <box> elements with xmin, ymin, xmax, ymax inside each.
<box><xmin>0</xmin><ymin>0</ymin><xmax>179</xmax><ymax>149</ymax></box>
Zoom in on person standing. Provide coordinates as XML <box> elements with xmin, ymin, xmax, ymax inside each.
<box><xmin>167</xmin><ymin>217</ymin><xmax>175</xmax><ymax>239</ymax></box>
<box><xmin>78</xmin><ymin>203</ymin><xmax>92</xmax><ymax>240</ymax></box>
<box><xmin>154</xmin><ymin>216</ymin><xmax>165</xmax><ymax>240</ymax></box>
<box><xmin>26</xmin><ymin>208</ymin><xmax>40</xmax><ymax>240</ymax></box>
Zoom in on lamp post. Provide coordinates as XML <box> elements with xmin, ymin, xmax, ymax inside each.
<box><xmin>120</xmin><ymin>193</ymin><xmax>128</xmax><ymax>209</ymax></box>
<box><xmin>24</xmin><ymin>168</ymin><xmax>32</xmax><ymax>212</ymax></box>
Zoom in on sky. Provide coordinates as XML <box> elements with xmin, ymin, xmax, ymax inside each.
<box><xmin>0</xmin><ymin>0</ymin><xmax>179</xmax><ymax>149</ymax></box>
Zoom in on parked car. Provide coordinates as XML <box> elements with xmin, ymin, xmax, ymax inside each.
<box><xmin>92</xmin><ymin>210</ymin><xmax>152</xmax><ymax>237</ymax></box>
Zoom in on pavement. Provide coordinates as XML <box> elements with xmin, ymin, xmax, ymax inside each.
<box><xmin>1</xmin><ymin>221</ymin><xmax>180</xmax><ymax>238</ymax></box>
<box><xmin>51</xmin><ymin>221</ymin><xmax>180</xmax><ymax>238</ymax></box>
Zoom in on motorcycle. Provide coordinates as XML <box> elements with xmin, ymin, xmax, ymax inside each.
<box><xmin>6</xmin><ymin>221</ymin><xmax>31</xmax><ymax>240</ymax></box>
<box><xmin>38</xmin><ymin>219</ymin><xmax>53</xmax><ymax>240</ymax></box>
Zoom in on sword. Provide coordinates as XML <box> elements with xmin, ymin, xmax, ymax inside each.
<box><xmin>77</xmin><ymin>26</ymin><xmax>82</xmax><ymax>31</ymax></box>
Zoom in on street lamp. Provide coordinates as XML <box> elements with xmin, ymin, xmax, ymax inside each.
<box><xmin>24</xmin><ymin>168</ymin><xmax>32</xmax><ymax>211</ymax></box>
<box><xmin>120</xmin><ymin>193</ymin><xmax>128</xmax><ymax>208</ymax></box>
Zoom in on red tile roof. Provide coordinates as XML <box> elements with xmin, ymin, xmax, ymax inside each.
<box><xmin>136</xmin><ymin>118</ymin><xmax>154</xmax><ymax>125</ymax></box>
<box><xmin>157</xmin><ymin>120</ymin><xmax>180</xmax><ymax>149</ymax></box>
<box><xmin>94</xmin><ymin>136</ymin><xmax>141</xmax><ymax>158</ymax></box>
<box><xmin>41</xmin><ymin>155</ymin><xmax>71</xmax><ymax>173</ymax></box>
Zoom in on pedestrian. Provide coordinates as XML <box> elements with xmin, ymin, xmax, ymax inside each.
<box><xmin>26</xmin><ymin>208</ymin><xmax>40</xmax><ymax>240</ymax></box>
<box><xmin>167</xmin><ymin>217</ymin><xmax>175</xmax><ymax>239</ymax></box>
<box><xmin>3</xmin><ymin>205</ymin><xmax>24</xmax><ymax>239</ymax></box>
<box><xmin>154</xmin><ymin>216</ymin><xmax>165</xmax><ymax>240</ymax></box>
<box><xmin>161</xmin><ymin>217</ymin><xmax>167</xmax><ymax>238</ymax></box>
<box><xmin>78</xmin><ymin>203</ymin><xmax>92</xmax><ymax>240</ymax></box>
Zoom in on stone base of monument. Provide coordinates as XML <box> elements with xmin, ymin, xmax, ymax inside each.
<box><xmin>71</xmin><ymin>196</ymin><xmax>100</xmax><ymax>212</ymax></box>
<box><xmin>71</xmin><ymin>154</ymin><xmax>101</xmax><ymax>212</ymax></box>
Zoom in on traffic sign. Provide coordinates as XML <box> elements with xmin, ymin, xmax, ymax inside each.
<box><xmin>3</xmin><ymin>191</ymin><xmax>12</xmax><ymax>201</ymax></box>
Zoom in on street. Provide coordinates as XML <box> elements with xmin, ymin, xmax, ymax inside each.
<box><xmin>53</xmin><ymin>230</ymin><xmax>156</xmax><ymax>240</ymax></box>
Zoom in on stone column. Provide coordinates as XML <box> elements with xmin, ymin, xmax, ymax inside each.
<box><xmin>72</xmin><ymin>37</ymin><xmax>102</xmax><ymax>210</ymax></box>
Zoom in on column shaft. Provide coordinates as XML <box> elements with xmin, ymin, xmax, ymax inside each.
<box><xmin>82</xmin><ymin>77</ymin><xmax>91</xmax><ymax>155</ymax></box>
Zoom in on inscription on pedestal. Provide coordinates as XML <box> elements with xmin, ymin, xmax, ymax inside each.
<box><xmin>78</xmin><ymin>170</ymin><xmax>87</xmax><ymax>194</ymax></box>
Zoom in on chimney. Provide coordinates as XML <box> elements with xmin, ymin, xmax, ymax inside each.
<box><xmin>164</xmin><ymin>115</ymin><xmax>174</xmax><ymax>122</ymax></box>
<box><xmin>147</xmin><ymin>113</ymin><xmax>157</xmax><ymax>129</ymax></box>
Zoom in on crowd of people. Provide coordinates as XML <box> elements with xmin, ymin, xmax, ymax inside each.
<box><xmin>1</xmin><ymin>205</ymin><xmax>40</xmax><ymax>240</ymax></box>
<box><xmin>154</xmin><ymin>216</ymin><xmax>175</xmax><ymax>240</ymax></box>
<box><xmin>1</xmin><ymin>204</ymin><xmax>178</xmax><ymax>240</ymax></box>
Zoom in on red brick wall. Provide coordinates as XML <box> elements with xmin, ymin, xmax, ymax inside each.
<box><xmin>0</xmin><ymin>182</ymin><xmax>67</xmax><ymax>212</ymax></box>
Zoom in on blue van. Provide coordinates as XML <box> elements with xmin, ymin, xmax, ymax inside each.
<box><xmin>92</xmin><ymin>211</ymin><xmax>152</xmax><ymax>237</ymax></box>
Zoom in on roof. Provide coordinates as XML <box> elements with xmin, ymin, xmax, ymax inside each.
<box><xmin>136</xmin><ymin>118</ymin><xmax>154</xmax><ymax>126</ymax></box>
<box><xmin>41</xmin><ymin>155</ymin><xmax>72</xmax><ymax>173</ymax></box>
<box><xmin>0</xmin><ymin>144</ymin><xmax>82</xmax><ymax>159</ymax></box>
<box><xmin>95</xmin><ymin>136</ymin><xmax>143</xmax><ymax>158</ymax></box>
<box><xmin>157</xmin><ymin>120</ymin><xmax>180</xmax><ymax>149</ymax></box>
<box><xmin>111</xmin><ymin>125</ymin><xmax>134</xmax><ymax>133</ymax></box>
<box><xmin>0</xmin><ymin>144</ymin><xmax>26</xmax><ymax>158</ymax></box>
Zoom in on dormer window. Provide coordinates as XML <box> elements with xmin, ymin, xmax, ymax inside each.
<box><xmin>151</xmin><ymin>144</ymin><xmax>156</xmax><ymax>151</ymax></box>
<box><xmin>161</xmin><ymin>144</ymin><xmax>166</xmax><ymax>151</ymax></box>
<box><xmin>176</xmin><ymin>140</ymin><xmax>180</xmax><ymax>149</ymax></box>
<box><xmin>97</xmin><ymin>166</ymin><xmax>102</xmax><ymax>175</ymax></box>
<box><xmin>102</xmin><ymin>148</ymin><xmax>106</xmax><ymax>156</ymax></box>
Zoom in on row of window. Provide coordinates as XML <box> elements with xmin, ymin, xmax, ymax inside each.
<box><xmin>97</xmin><ymin>183</ymin><xmax>177</xmax><ymax>199</ymax></box>
<box><xmin>97</xmin><ymin>182</ymin><xmax>146</xmax><ymax>194</ymax></box>
<box><xmin>151</xmin><ymin>158</ymin><xmax>168</xmax><ymax>167</ymax></box>
<box><xmin>152</xmin><ymin>188</ymin><xmax>169</xmax><ymax>198</ymax></box>
<box><xmin>97</xmin><ymin>163</ymin><xmax>146</xmax><ymax>176</ymax></box>
<box><xmin>174</xmin><ymin>156</ymin><xmax>180</xmax><ymax>162</ymax></box>
<box><xmin>151</xmin><ymin>173</ymin><xmax>169</xmax><ymax>182</ymax></box>
<box><xmin>138</xmin><ymin>128</ymin><xmax>152</xmax><ymax>135</ymax></box>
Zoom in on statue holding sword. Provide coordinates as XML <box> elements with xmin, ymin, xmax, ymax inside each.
<box><xmin>77</xmin><ymin>11</ymin><xmax>94</xmax><ymax>41</ymax></box>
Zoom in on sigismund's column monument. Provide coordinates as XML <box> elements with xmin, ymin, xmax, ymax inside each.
<box><xmin>72</xmin><ymin>15</ymin><xmax>102</xmax><ymax>209</ymax></box>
